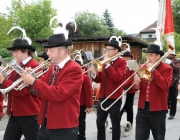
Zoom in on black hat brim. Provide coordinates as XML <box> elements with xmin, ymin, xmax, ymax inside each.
<box><xmin>121</xmin><ymin>54</ymin><xmax>133</xmax><ymax>58</ymax></box>
<box><xmin>7</xmin><ymin>45</ymin><xmax>35</xmax><ymax>52</ymax></box>
<box><xmin>43</xmin><ymin>40</ymin><xmax>73</xmax><ymax>48</ymax></box>
<box><xmin>143</xmin><ymin>50</ymin><xmax>164</xmax><ymax>56</ymax></box>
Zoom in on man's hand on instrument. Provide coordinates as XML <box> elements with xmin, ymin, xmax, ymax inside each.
<box><xmin>85</xmin><ymin>107</ymin><xmax>92</xmax><ymax>114</ymax></box>
<box><xmin>20</xmin><ymin>73</ymin><xmax>35</xmax><ymax>85</ymax></box>
<box><xmin>90</xmin><ymin>66</ymin><xmax>96</xmax><ymax>75</ymax></box>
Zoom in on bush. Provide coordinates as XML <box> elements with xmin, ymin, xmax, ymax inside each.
<box><xmin>0</xmin><ymin>48</ymin><xmax>12</xmax><ymax>58</ymax></box>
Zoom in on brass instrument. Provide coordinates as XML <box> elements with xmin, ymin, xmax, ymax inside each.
<box><xmin>100</xmin><ymin>50</ymin><xmax>172</xmax><ymax>111</ymax></box>
<box><xmin>0</xmin><ymin>58</ymin><xmax>51</xmax><ymax>96</ymax></box>
<box><xmin>70</xmin><ymin>49</ymin><xmax>83</xmax><ymax>56</ymax></box>
<box><xmin>83</xmin><ymin>45</ymin><xmax>130</xmax><ymax>73</ymax></box>
<box><xmin>81</xmin><ymin>53</ymin><xmax>108</xmax><ymax>69</ymax></box>
<box><xmin>0</xmin><ymin>59</ymin><xmax>17</xmax><ymax>78</ymax></box>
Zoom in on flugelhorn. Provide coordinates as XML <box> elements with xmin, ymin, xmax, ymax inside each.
<box><xmin>0</xmin><ymin>58</ymin><xmax>51</xmax><ymax>95</ymax></box>
<box><xmin>100</xmin><ymin>50</ymin><xmax>172</xmax><ymax>111</ymax></box>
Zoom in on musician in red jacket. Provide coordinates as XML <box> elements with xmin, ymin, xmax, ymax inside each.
<box><xmin>90</xmin><ymin>37</ymin><xmax>126</xmax><ymax>140</ymax></box>
<box><xmin>20</xmin><ymin>33</ymin><xmax>83</xmax><ymax>140</ymax></box>
<box><xmin>0</xmin><ymin>38</ymin><xmax>40</xmax><ymax>140</ymax></box>
<box><xmin>119</xmin><ymin>51</ymin><xmax>137</xmax><ymax>126</ymax></box>
<box><xmin>75</xmin><ymin>60</ymin><xmax>92</xmax><ymax>140</ymax></box>
<box><xmin>136</xmin><ymin>44</ymin><xmax>173</xmax><ymax>140</ymax></box>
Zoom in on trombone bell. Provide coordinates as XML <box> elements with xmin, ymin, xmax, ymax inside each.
<box><xmin>137</xmin><ymin>67</ymin><xmax>152</xmax><ymax>82</ymax></box>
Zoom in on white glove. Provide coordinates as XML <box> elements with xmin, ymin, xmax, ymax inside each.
<box><xmin>165</xmin><ymin>58</ymin><xmax>171</xmax><ymax>64</ymax></box>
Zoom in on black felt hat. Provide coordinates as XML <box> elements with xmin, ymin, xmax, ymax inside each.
<box><xmin>38</xmin><ymin>52</ymin><xmax>49</xmax><ymax>60</ymax></box>
<box><xmin>143</xmin><ymin>44</ymin><xmax>164</xmax><ymax>56</ymax></box>
<box><xmin>121</xmin><ymin>51</ymin><xmax>133</xmax><ymax>58</ymax></box>
<box><xmin>104</xmin><ymin>39</ymin><xmax>121</xmax><ymax>52</ymax></box>
<box><xmin>43</xmin><ymin>33</ymin><xmax>73</xmax><ymax>48</ymax></box>
<box><xmin>7</xmin><ymin>38</ymin><xmax>35</xmax><ymax>52</ymax></box>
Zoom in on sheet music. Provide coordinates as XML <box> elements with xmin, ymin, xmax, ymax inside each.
<box><xmin>9</xmin><ymin>63</ymin><xmax>27</xmax><ymax>74</ymax></box>
<box><xmin>85</xmin><ymin>51</ymin><xmax>94</xmax><ymax>60</ymax></box>
<box><xmin>126</xmin><ymin>60</ymin><xmax>139</xmax><ymax>71</ymax></box>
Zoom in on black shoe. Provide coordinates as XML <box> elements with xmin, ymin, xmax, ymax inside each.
<box><xmin>168</xmin><ymin>115</ymin><xmax>174</xmax><ymax>120</ymax></box>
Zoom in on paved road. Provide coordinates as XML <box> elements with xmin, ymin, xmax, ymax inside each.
<box><xmin>0</xmin><ymin>94</ymin><xmax>180</xmax><ymax>140</ymax></box>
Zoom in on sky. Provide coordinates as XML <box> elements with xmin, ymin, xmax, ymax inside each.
<box><xmin>0</xmin><ymin>0</ymin><xmax>159</xmax><ymax>34</ymax></box>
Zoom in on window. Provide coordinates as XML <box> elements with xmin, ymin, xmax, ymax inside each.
<box><xmin>149</xmin><ymin>35</ymin><xmax>152</xmax><ymax>38</ymax></box>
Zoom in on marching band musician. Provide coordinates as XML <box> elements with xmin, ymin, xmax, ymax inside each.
<box><xmin>165</xmin><ymin>52</ymin><xmax>180</xmax><ymax>120</ymax></box>
<box><xmin>20</xmin><ymin>33</ymin><xmax>83</xmax><ymax>140</ymax></box>
<box><xmin>38</xmin><ymin>52</ymin><xmax>50</xmax><ymax>72</ymax></box>
<box><xmin>90</xmin><ymin>37</ymin><xmax>126</xmax><ymax>140</ymax></box>
<box><xmin>38</xmin><ymin>52</ymin><xmax>49</xmax><ymax>64</ymax></box>
<box><xmin>75</xmin><ymin>60</ymin><xmax>92</xmax><ymax>140</ymax></box>
<box><xmin>119</xmin><ymin>51</ymin><xmax>138</xmax><ymax>126</ymax></box>
<box><xmin>135</xmin><ymin>44</ymin><xmax>173</xmax><ymax>140</ymax></box>
<box><xmin>0</xmin><ymin>38</ymin><xmax>41</xmax><ymax>140</ymax></box>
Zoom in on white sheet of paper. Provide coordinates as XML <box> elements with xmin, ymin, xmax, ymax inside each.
<box><xmin>126</xmin><ymin>60</ymin><xmax>139</xmax><ymax>71</ymax></box>
<box><xmin>85</xmin><ymin>51</ymin><xmax>94</xmax><ymax>60</ymax></box>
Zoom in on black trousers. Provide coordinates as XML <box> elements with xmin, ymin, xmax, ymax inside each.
<box><xmin>3</xmin><ymin>115</ymin><xmax>39</xmax><ymax>140</ymax></box>
<box><xmin>119</xmin><ymin>93</ymin><xmax>135</xmax><ymax>125</ymax></box>
<box><xmin>136</xmin><ymin>102</ymin><xmax>167</xmax><ymax>140</ymax></box>
<box><xmin>78</xmin><ymin>105</ymin><xmax>87</xmax><ymax>140</ymax></box>
<box><xmin>168</xmin><ymin>86</ymin><xmax>178</xmax><ymax>116</ymax></box>
<box><xmin>97</xmin><ymin>99</ymin><xmax>121</xmax><ymax>140</ymax></box>
<box><xmin>38</xmin><ymin>118</ymin><xmax>78</xmax><ymax>140</ymax></box>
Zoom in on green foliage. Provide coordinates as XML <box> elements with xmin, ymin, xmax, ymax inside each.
<box><xmin>113</xmin><ymin>28</ymin><xmax>127</xmax><ymax>36</ymax></box>
<box><xmin>1</xmin><ymin>0</ymin><xmax>56</xmax><ymax>51</ymax></box>
<box><xmin>173</xmin><ymin>0</ymin><xmax>180</xmax><ymax>34</ymax></box>
<box><xmin>0</xmin><ymin>48</ymin><xmax>12</xmax><ymax>58</ymax></box>
<box><xmin>102</xmin><ymin>8</ymin><xmax>114</xmax><ymax>35</ymax></box>
<box><xmin>74</xmin><ymin>11</ymin><xmax>110</xmax><ymax>37</ymax></box>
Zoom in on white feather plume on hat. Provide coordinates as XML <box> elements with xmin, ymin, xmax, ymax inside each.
<box><xmin>50</xmin><ymin>16</ymin><xmax>76</xmax><ymax>40</ymax></box>
<box><xmin>7</xmin><ymin>26</ymin><xmax>32</xmax><ymax>45</ymax></box>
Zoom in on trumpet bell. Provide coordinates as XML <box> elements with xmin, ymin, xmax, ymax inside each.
<box><xmin>137</xmin><ymin>68</ymin><xmax>152</xmax><ymax>82</ymax></box>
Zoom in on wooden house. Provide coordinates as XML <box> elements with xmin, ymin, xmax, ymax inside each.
<box><xmin>35</xmin><ymin>35</ymin><xmax>149</xmax><ymax>64</ymax></box>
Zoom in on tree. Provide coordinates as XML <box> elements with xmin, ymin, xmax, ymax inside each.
<box><xmin>113</xmin><ymin>28</ymin><xmax>127</xmax><ymax>36</ymax></box>
<box><xmin>173</xmin><ymin>0</ymin><xmax>180</xmax><ymax>34</ymax></box>
<box><xmin>74</xmin><ymin>11</ymin><xmax>110</xmax><ymax>37</ymax></box>
<box><xmin>3</xmin><ymin>0</ymin><xmax>56</xmax><ymax>51</ymax></box>
<box><xmin>102</xmin><ymin>8</ymin><xmax>114</xmax><ymax>35</ymax></box>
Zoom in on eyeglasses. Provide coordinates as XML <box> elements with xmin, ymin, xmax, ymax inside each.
<box><xmin>105</xmin><ymin>48</ymin><xmax>116</xmax><ymax>51</ymax></box>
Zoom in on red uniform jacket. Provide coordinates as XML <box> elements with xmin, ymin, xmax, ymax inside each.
<box><xmin>30</xmin><ymin>60</ymin><xmax>83</xmax><ymax>129</ymax></box>
<box><xmin>123</xmin><ymin>68</ymin><xmax>137</xmax><ymax>93</ymax></box>
<box><xmin>92</xmin><ymin>57</ymin><xmax>126</xmax><ymax>99</ymax></box>
<box><xmin>2</xmin><ymin>59</ymin><xmax>41</xmax><ymax>116</ymax></box>
<box><xmin>138</xmin><ymin>62</ymin><xmax>173</xmax><ymax>111</ymax></box>
<box><xmin>80</xmin><ymin>74</ymin><xmax>92</xmax><ymax>107</ymax></box>
<box><xmin>0</xmin><ymin>94</ymin><xmax>3</xmax><ymax>118</ymax></box>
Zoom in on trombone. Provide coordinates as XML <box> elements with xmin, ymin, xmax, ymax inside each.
<box><xmin>100</xmin><ymin>49</ymin><xmax>172</xmax><ymax>111</ymax></box>
<box><xmin>83</xmin><ymin>45</ymin><xmax>130</xmax><ymax>73</ymax></box>
<box><xmin>0</xmin><ymin>58</ymin><xmax>51</xmax><ymax>96</ymax></box>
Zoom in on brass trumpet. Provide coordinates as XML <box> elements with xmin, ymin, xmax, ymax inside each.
<box><xmin>0</xmin><ymin>59</ymin><xmax>17</xmax><ymax>78</ymax></box>
<box><xmin>100</xmin><ymin>50</ymin><xmax>172</xmax><ymax>111</ymax></box>
<box><xmin>0</xmin><ymin>58</ymin><xmax>51</xmax><ymax>95</ymax></box>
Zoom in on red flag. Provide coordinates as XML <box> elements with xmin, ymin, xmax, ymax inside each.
<box><xmin>164</xmin><ymin>0</ymin><xmax>175</xmax><ymax>51</ymax></box>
